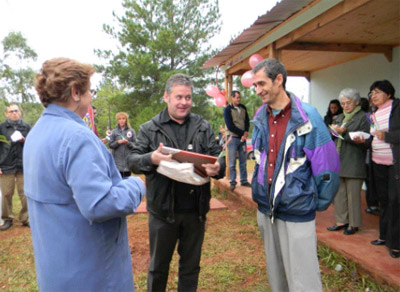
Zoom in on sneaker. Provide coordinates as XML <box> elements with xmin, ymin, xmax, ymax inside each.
<box><xmin>229</xmin><ymin>184</ymin><xmax>236</xmax><ymax>191</ymax></box>
<box><xmin>241</xmin><ymin>182</ymin><xmax>251</xmax><ymax>187</ymax></box>
<box><xmin>0</xmin><ymin>220</ymin><xmax>13</xmax><ymax>231</ymax></box>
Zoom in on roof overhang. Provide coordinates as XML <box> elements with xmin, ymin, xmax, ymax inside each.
<box><xmin>203</xmin><ymin>0</ymin><xmax>400</xmax><ymax>77</ymax></box>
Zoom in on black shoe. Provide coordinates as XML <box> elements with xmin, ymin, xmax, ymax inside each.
<box><xmin>0</xmin><ymin>220</ymin><xmax>13</xmax><ymax>231</ymax></box>
<box><xmin>389</xmin><ymin>250</ymin><xmax>400</xmax><ymax>258</ymax></box>
<box><xmin>343</xmin><ymin>226</ymin><xmax>358</xmax><ymax>235</ymax></box>
<box><xmin>22</xmin><ymin>222</ymin><xmax>30</xmax><ymax>228</ymax></box>
<box><xmin>327</xmin><ymin>223</ymin><xmax>348</xmax><ymax>231</ymax></box>
<box><xmin>241</xmin><ymin>182</ymin><xmax>251</xmax><ymax>187</ymax></box>
<box><xmin>371</xmin><ymin>239</ymin><xmax>386</xmax><ymax>246</ymax></box>
<box><xmin>365</xmin><ymin>206</ymin><xmax>379</xmax><ymax>216</ymax></box>
<box><xmin>229</xmin><ymin>184</ymin><xmax>236</xmax><ymax>191</ymax></box>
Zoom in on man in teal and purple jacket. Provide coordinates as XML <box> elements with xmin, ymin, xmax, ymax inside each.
<box><xmin>251</xmin><ymin>58</ymin><xmax>340</xmax><ymax>292</ymax></box>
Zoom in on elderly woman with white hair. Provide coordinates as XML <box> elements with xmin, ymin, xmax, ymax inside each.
<box><xmin>327</xmin><ymin>88</ymin><xmax>370</xmax><ymax>235</ymax></box>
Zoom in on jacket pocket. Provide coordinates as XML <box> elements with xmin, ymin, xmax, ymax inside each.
<box><xmin>278</xmin><ymin>169</ymin><xmax>317</xmax><ymax>216</ymax></box>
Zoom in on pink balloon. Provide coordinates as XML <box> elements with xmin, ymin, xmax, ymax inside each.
<box><xmin>241</xmin><ymin>70</ymin><xmax>253</xmax><ymax>88</ymax></box>
<box><xmin>205</xmin><ymin>85</ymin><xmax>220</xmax><ymax>98</ymax></box>
<box><xmin>249</xmin><ymin>54</ymin><xmax>264</xmax><ymax>68</ymax></box>
<box><xmin>215</xmin><ymin>93</ymin><xmax>226</xmax><ymax>107</ymax></box>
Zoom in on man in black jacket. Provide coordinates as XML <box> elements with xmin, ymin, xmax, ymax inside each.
<box><xmin>0</xmin><ymin>104</ymin><xmax>31</xmax><ymax>231</ymax></box>
<box><xmin>127</xmin><ymin>73</ymin><xmax>221</xmax><ymax>292</ymax></box>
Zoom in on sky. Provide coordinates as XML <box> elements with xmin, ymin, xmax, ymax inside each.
<box><xmin>0</xmin><ymin>0</ymin><xmax>308</xmax><ymax>99</ymax></box>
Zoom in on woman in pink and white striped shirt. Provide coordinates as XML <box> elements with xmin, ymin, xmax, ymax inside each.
<box><xmin>357</xmin><ymin>80</ymin><xmax>399</xmax><ymax>259</ymax></box>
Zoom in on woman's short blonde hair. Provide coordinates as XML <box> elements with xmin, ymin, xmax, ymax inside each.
<box><xmin>116</xmin><ymin>112</ymin><xmax>131</xmax><ymax>128</ymax></box>
<box><xmin>35</xmin><ymin>58</ymin><xmax>95</xmax><ymax>107</ymax></box>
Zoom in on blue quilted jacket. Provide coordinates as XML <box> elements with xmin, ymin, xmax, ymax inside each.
<box><xmin>251</xmin><ymin>93</ymin><xmax>340</xmax><ymax>222</ymax></box>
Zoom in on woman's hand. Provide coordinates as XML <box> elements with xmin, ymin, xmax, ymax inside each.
<box><xmin>331</xmin><ymin>124</ymin><xmax>346</xmax><ymax>134</ymax></box>
<box><xmin>375</xmin><ymin>130</ymin><xmax>386</xmax><ymax>140</ymax></box>
<box><xmin>353</xmin><ymin>136</ymin><xmax>365</xmax><ymax>144</ymax></box>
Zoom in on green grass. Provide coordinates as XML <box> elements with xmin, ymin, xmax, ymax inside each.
<box><xmin>0</xmin><ymin>188</ymin><xmax>396</xmax><ymax>291</ymax></box>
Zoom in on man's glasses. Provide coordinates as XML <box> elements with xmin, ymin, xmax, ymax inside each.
<box><xmin>8</xmin><ymin>110</ymin><xmax>19</xmax><ymax>113</ymax></box>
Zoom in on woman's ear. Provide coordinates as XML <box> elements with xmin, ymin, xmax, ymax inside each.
<box><xmin>70</xmin><ymin>86</ymin><xmax>80</xmax><ymax>102</ymax></box>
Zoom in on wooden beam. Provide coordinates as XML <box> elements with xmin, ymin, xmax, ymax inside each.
<box><xmin>276</xmin><ymin>0</ymin><xmax>371</xmax><ymax>50</ymax></box>
<box><xmin>287</xmin><ymin>71</ymin><xmax>311</xmax><ymax>81</ymax></box>
<box><xmin>283</xmin><ymin>42</ymin><xmax>393</xmax><ymax>62</ymax></box>
<box><xmin>227</xmin><ymin>60</ymin><xmax>249</xmax><ymax>75</ymax></box>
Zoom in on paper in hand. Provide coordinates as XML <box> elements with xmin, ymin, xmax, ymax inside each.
<box><xmin>10</xmin><ymin>131</ymin><xmax>23</xmax><ymax>142</ymax></box>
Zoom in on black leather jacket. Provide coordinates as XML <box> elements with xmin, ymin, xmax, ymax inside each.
<box><xmin>0</xmin><ymin>119</ymin><xmax>31</xmax><ymax>174</ymax></box>
<box><xmin>127</xmin><ymin>109</ymin><xmax>221</xmax><ymax>222</ymax></box>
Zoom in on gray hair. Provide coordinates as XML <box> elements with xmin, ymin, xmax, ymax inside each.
<box><xmin>252</xmin><ymin>58</ymin><xmax>287</xmax><ymax>89</ymax></box>
<box><xmin>338</xmin><ymin>88</ymin><xmax>360</xmax><ymax>102</ymax></box>
<box><xmin>165</xmin><ymin>73</ymin><xmax>193</xmax><ymax>94</ymax></box>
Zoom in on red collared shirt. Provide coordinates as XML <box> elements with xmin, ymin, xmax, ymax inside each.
<box><xmin>266</xmin><ymin>102</ymin><xmax>291</xmax><ymax>184</ymax></box>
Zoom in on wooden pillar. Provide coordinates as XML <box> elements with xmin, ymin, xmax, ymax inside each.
<box><xmin>267</xmin><ymin>42</ymin><xmax>280</xmax><ymax>60</ymax></box>
<box><xmin>224</xmin><ymin>72</ymin><xmax>233</xmax><ymax>179</ymax></box>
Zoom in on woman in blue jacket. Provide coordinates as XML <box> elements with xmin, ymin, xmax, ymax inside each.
<box><xmin>24</xmin><ymin>58</ymin><xmax>145</xmax><ymax>291</ymax></box>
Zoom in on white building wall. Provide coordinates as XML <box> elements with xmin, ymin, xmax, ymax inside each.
<box><xmin>310</xmin><ymin>46</ymin><xmax>400</xmax><ymax>116</ymax></box>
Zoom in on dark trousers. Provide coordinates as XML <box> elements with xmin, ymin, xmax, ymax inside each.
<box><xmin>365</xmin><ymin>162</ymin><xmax>379</xmax><ymax>207</ymax></box>
<box><xmin>372</xmin><ymin>162</ymin><xmax>400</xmax><ymax>250</ymax></box>
<box><xmin>147</xmin><ymin>213</ymin><xmax>205</xmax><ymax>292</ymax></box>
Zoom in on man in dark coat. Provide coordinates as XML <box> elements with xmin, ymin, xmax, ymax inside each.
<box><xmin>0</xmin><ymin>104</ymin><xmax>31</xmax><ymax>231</ymax></box>
<box><xmin>127</xmin><ymin>73</ymin><xmax>221</xmax><ymax>292</ymax></box>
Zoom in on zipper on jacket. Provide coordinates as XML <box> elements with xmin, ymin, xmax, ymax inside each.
<box><xmin>158</xmin><ymin>127</ymin><xmax>178</xmax><ymax>223</ymax></box>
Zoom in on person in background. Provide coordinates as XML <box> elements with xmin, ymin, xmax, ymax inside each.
<box><xmin>251</xmin><ymin>59</ymin><xmax>340</xmax><ymax>291</ymax></box>
<box><xmin>109</xmin><ymin>112</ymin><xmax>136</xmax><ymax>178</ymax></box>
<box><xmin>24</xmin><ymin>57</ymin><xmax>145</xmax><ymax>291</ymax></box>
<box><xmin>360</xmin><ymin>97</ymin><xmax>379</xmax><ymax>216</ymax></box>
<box><xmin>91</xmin><ymin>104</ymin><xmax>99</xmax><ymax>137</ymax></box>
<box><xmin>0</xmin><ymin>104</ymin><xmax>31</xmax><ymax>231</ymax></box>
<box><xmin>223</xmin><ymin>90</ymin><xmax>251</xmax><ymax>190</ymax></box>
<box><xmin>327</xmin><ymin>88</ymin><xmax>369</xmax><ymax>235</ymax></box>
<box><xmin>355</xmin><ymin>80</ymin><xmax>399</xmax><ymax>258</ymax></box>
<box><xmin>127</xmin><ymin>73</ymin><xmax>221</xmax><ymax>292</ymax></box>
<box><xmin>324</xmin><ymin>99</ymin><xmax>343</xmax><ymax>126</ymax></box>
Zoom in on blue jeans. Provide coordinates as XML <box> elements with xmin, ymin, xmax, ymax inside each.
<box><xmin>228</xmin><ymin>136</ymin><xmax>248</xmax><ymax>185</ymax></box>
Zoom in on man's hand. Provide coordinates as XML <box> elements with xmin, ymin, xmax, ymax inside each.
<box><xmin>18</xmin><ymin>137</ymin><xmax>25</xmax><ymax>143</ymax></box>
<box><xmin>202</xmin><ymin>161</ymin><xmax>220</xmax><ymax>177</ymax></box>
<box><xmin>241</xmin><ymin>131</ymin><xmax>248</xmax><ymax>142</ymax></box>
<box><xmin>151</xmin><ymin>143</ymin><xmax>172</xmax><ymax>165</ymax></box>
<box><xmin>0</xmin><ymin>168</ymin><xmax>2</xmax><ymax>175</ymax></box>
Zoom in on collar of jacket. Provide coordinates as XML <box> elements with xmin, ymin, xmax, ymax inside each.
<box><xmin>149</xmin><ymin>108</ymin><xmax>204</xmax><ymax>149</ymax></box>
<box><xmin>228</xmin><ymin>103</ymin><xmax>246</xmax><ymax>110</ymax></box>
<box><xmin>43</xmin><ymin>103</ymin><xmax>88</xmax><ymax>127</ymax></box>
<box><xmin>253</xmin><ymin>92</ymin><xmax>310</xmax><ymax>132</ymax></box>
<box><xmin>5</xmin><ymin>119</ymin><xmax>22</xmax><ymax>127</ymax></box>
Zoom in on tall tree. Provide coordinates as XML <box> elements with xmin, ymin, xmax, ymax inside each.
<box><xmin>0</xmin><ymin>32</ymin><xmax>38</xmax><ymax>105</ymax></box>
<box><xmin>96</xmin><ymin>0</ymin><xmax>221</xmax><ymax>127</ymax></box>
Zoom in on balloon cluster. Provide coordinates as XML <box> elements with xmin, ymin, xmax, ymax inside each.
<box><xmin>240</xmin><ymin>54</ymin><xmax>264</xmax><ymax>88</ymax></box>
<box><xmin>205</xmin><ymin>53</ymin><xmax>264</xmax><ymax>106</ymax></box>
<box><xmin>205</xmin><ymin>85</ymin><xmax>227</xmax><ymax>107</ymax></box>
